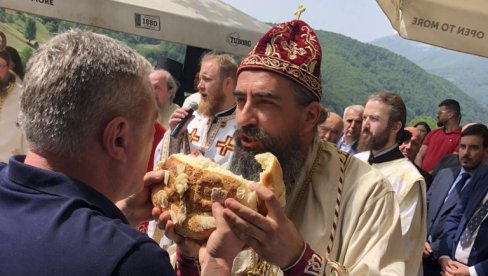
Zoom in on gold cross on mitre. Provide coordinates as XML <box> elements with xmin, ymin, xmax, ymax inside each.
<box><xmin>294</xmin><ymin>4</ymin><xmax>306</xmax><ymax>20</ymax></box>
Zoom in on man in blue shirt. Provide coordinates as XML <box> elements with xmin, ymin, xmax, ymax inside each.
<box><xmin>0</xmin><ymin>30</ymin><xmax>175</xmax><ymax>275</ymax></box>
<box><xmin>336</xmin><ymin>105</ymin><xmax>363</xmax><ymax>154</ymax></box>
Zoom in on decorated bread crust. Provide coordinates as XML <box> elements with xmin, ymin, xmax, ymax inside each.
<box><xmin>151</xmin><ymin>152</ymin><xmax>285</xmax><ymax>240</ymax></box>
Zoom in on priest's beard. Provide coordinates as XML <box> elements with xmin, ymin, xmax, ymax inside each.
<box><xmin>229</xmin><ymin>125</ymin><xmax>307</xmax><ymax>196</ymax></box>
<box><xmin>198</xmin><ymin>85</ymin><xmax>225</xmax><ymax>117</ymax></box>
<box><xmin>358</xmin><ymin>127</ymin><xmax>390</xmax><ymax>153</ymax></box>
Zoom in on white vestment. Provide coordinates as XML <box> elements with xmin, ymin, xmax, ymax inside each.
<box><xmin>356</xmin><ymin>151</ymin><xmax>427</xmax><ymax>276</ymax></box>
<box><xmin>155</xmin><ymin>107</ymin><xmax>236</xmax><ymax>166</ymax></box>
<box><xmin>228</xmin><ymin>140</ymin><xmax>405</xmax><ymax>275</ymax></box>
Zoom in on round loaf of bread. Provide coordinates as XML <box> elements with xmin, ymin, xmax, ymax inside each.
<box><xmin>151</xmin><ymin>152</ymin><xmax>285</xmax><ymax>240</ymax></box>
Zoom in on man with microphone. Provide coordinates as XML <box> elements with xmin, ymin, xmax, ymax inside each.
<box><xmin>150</xmin><ymin>53</ymin><xmax>238</xmax><ymax>247</ymax></box>
<box><xmin>155</xmin><ymin>53</ymin><xmax>238</xmax><ymax>166</ymax></box>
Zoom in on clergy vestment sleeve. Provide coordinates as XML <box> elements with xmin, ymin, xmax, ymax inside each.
<box><xmin>175</xmin><ymin>247</ymin><xmax>200</xmax><ymax>276</ymax></box>
<box><xmin>396</xmin><ymin>180</ymin><xmax>426</xmax><ymax>273</ymax></box>
<box><xmin>342</xmin><ymin>188</ymin><xmax>406</xmax><ymax>275</ymax></box>
<box><xmin>354</xmin><ymin>152</ymin><xmax>426</xmax><ymax>274</ymax></box>
<box><xmin>283</xmin><ymin>243</ymin><xmax>348</xmax><ymax>275</ymax></box>
<box><xmin>159</xmin><ymin>129</ymin><xmax>187</xmax><ymax>160</ymax></box>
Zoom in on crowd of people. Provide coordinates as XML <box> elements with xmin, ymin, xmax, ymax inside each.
<box><xmin>0</xmin><ymin>18</ymin><xmax>487</xmax><ymax>276</ymax></box>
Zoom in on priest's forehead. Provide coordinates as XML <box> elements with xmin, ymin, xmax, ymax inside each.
<box><xmin>235</xmin><ymin>70</ymin><xmax>316</xmax><ymax>107</ymax></box>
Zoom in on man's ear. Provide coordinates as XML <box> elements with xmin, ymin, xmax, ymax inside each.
<box><xmin>447</xmin><ymin>111</ymin><xmax>455</xmax><ymax>120</ymax></box>
<box><xmin>224</xmin><ymin>77</ymin><xmax>235</xmax><ymax>93</ymax></box>
<box><xmin>102</xmin><ymin>117</ymin><xmax>129</xmax><ymax>162</ymax></box>
<box><xmin>391</xmin><ymin>121</ymin><xmax>403</xmax><ymax>133</ymax></box>
<box><xmin>302</xmin><ymin>102</ymin><xmax>322</xmax><ymax>133</ymax></box>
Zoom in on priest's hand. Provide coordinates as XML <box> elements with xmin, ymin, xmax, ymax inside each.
<box><xmin>222</xmin><ymin>183</ymin><xmax>304</xmax><ymax>269</ymax></box>
<box><xmin>203</xmin><ymin>202</ymin><xmax>245</xmax><ymax>262</ymax></box>
<box><xmin>199</xmin><ymin>202</ymin><xmax>245</xmax><ymax>276</ymax></box>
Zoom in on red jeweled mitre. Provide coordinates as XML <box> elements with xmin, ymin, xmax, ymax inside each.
<box><xmin>237</xmin><ymin>20</ymin><xmax>322</xmax><ymax>102</ymax></box>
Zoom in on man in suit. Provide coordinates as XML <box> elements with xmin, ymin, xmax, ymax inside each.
<box><xmin>435</xmin><ymin>124</ymin><xmax>488</xmax><ymax>275</ymax></box>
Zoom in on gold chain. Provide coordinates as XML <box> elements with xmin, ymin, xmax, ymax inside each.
<box><xmin>247</xmin><ymin>252</ymin><xmax>279</xmax><ymax>276</ymax></box>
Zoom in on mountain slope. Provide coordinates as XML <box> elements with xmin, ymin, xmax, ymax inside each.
<box><xmin>372</xmin><ymin>35</ymin><xmax>488</xmax><ymax>108</ymax></box>
<box><xmin>317</xmin><ymin>31</ymin><xmax>488</xmax><ymax>123</ymax></box>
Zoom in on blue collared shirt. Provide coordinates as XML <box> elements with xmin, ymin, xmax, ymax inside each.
<box><xmin>0</xmin><ymin>156</ymin><xmax>175</xmax><ymax>276</ymax></box>
<box><xmin>336</xmin><ymin>134</ymin><xmax>358</xmax><ymax>155</ymax></box>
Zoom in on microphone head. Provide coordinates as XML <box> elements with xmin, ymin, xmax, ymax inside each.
<box><xmin>188</xmin><ymin>102</ymin><xmax>199</xmax><ymax>111</ymax></box>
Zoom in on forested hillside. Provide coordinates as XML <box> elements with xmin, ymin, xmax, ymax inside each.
<box><xmin>1</xmin><ymin>8</ymin><xmax>487</xmax><ymax>123</ymax></box>
<box><xmin>372</xmin><ymin>35</ymin><xmax>488</xmax><ymax>108</ymax></box>
<box><xmin>0</xmin><ymin>9</ymin><xmax>186</xmax><ymax>66</ymax></box>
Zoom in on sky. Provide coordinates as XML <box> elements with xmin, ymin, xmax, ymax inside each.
<box><xmin>220</xmin><ymin>0</ymin><xmax>397</xmax><ymax>43</ymax></box>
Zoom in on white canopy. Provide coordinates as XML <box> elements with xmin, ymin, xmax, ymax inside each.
<box><xmin>377</xmin><ymin>0</ymin><xmax>488</xmax><ymax>57</ymax></box>
<box><xmin>2</xmin><ymin>0</ymin><xmax>270</xmax><ymax>56</ymax></box>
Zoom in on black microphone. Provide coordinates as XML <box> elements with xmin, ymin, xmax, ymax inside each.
<box><xmin>170</xmin><ymin>102</ymin><xmax>198</xmax><ymax>138</ymax></box>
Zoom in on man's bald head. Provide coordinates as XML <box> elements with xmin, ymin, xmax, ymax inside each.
<box><xmin>318</xmin><ymin>112</ymin><xmax>344</xmax><ymax>144</ymax></box>
<box><xmin>149</xmin><ymin>69</ymin><xmax>177</xmax><ymax>108</ymax></box>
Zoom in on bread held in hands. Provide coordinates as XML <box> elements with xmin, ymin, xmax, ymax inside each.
<box><xmin>151</xmin><ymin>152</ymin><xmax>286</xmax><ymax>240</ymax></box>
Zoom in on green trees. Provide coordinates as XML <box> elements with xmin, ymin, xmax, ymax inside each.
<box><xmin>25</xmin><ymin>18</ymin><xmax>37</xmax><ymax>42</ymax></box>
<box><xmin>0</xmin><ymin>9</ymin><xmax>14</xmax><ymax>23</ymax></box>
<box><xmin>408</xmin><ymin>116</ymin><xmax>437</xmax><ymax>129</ymax></box>
<box><xmin>0</xmin><ymin>9</ymin><xmax>6</xmax><ymax>22</ymax></box>
<box><xmin>20</xmin><ymin>47</ymin><xmax>34</xmax><ymax>65</ymax></box>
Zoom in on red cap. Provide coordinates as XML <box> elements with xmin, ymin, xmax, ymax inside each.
<box><xmin>237</xmin><ymin>20</ymin><xmax>322</xmax><ymax>101</ymax></box>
